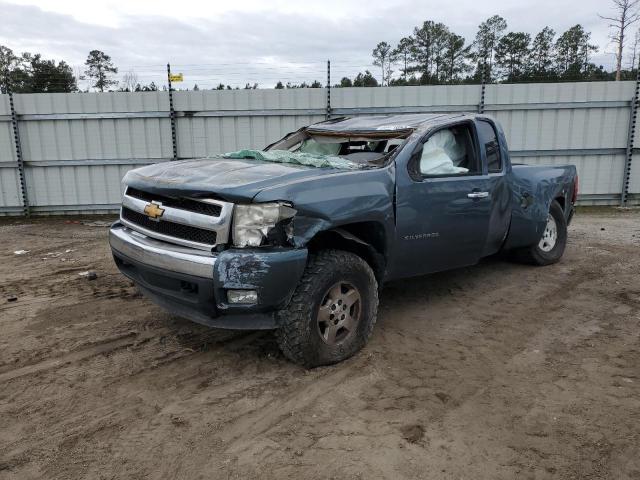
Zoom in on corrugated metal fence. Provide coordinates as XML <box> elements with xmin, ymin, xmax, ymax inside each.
<box><xmin>1</xmin><ymin>81</ymin><xmax>638</xmax><ymax>215</ymax></box>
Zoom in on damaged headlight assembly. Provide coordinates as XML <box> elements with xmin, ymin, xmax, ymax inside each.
<box><xmin>232</xmin><ymin>202</ymin><xmax>296</xmax><ymax>248</ymax></box>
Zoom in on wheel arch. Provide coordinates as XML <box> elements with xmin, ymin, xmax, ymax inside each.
<box><xmin>306</xmin><ymin>222</ymin><xmax>387</xmax><ymax>283</ymax></box>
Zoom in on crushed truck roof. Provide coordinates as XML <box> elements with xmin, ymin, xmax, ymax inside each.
<box><xmin>306</xmin><ymin>113</ymin><xmax>467</xmax><ymax>136</ymax></box>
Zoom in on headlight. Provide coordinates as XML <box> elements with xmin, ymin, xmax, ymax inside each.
<box><xmin>232</xmin><ymin>202</ymin><xmax>296</xmax><ymax>247</ymax></box>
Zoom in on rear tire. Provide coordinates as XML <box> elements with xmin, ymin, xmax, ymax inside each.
<box><xmin>275</xmin><ymin>250</ymin><xmax>378</xmax><ymax>368</ymax></box>
<box><xmin>513</xmin><ymin>200</ymin><xmax>567</xmax><ymax>266</ymax></box>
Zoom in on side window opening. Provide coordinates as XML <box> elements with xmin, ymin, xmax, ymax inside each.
<box><xmin>477</xmin><ymin>120</ymin><xmax>502</xmax><ymax>173</ymax></box>
<box><xmin>418</xmin><ymin>124</ymin><xmax>479</xmax><ymax>177</ymax></box>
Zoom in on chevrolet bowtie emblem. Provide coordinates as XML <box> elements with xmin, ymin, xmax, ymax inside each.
<box><xmin>144</xmin><ymin>201</ymin><xmax>165</xmax><ymax>220</ymax></box>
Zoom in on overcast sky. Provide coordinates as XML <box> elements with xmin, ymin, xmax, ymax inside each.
<box><xmin>1</xmin><ymin>0</ymin><xmax>620</xmax><ymax>89</ymax></box>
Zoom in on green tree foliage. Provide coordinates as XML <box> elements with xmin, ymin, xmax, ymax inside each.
<box><xmin>275</xmin><ymin>81</ymin><xmax>284</xmax><ymax>89</ymax></box>
<box><xmin>383</xmin><ymin>22</ymin><xmax>470</xmax><ymax>84</ymax></box>
<box><xmin>0</xmin><ymin>46</ymin><xmax>21</xmax><ymax>93</ymax></box>
<box><xmin>529</xmin><ymin>27</ymin><xmax>556</xmax><ymax>77</ymax></box>
<box><xmin>389</xmin><ymin>75</ymin><xmax>422</xmax><ymax>86</ymax></box>
<box><xmin>352</xmin><ymin>71</ymin><xmax>378</xmax><ymax>87</ymax></box>
<box><xmin>0</xmin><ymin>45</ymin><xmax>77</xmax><ymax>93</ymax></box>
<box><xmin>140</xmin><ymin>82</ymin><xmax>158</xmax><ymax>91</ymax></box>
<box><xmin>554</xmin><ymin>25</ymin><xmax>599</xmax><ymax>79</ymax></box>
<box><xmin>338</xmin><ymin>77</ymin><xmax>353</xmax><ymax>87</ymax></box>
<box><xmin>84</xmin><ymin>50</ymin><xmax>118</xmax><ymax>92</ymax></box>
<box><xmin>361</xmin><ymin>16</ymin><xmax>615</xmax><ymax>86</ymax></box>
<box><xmin>280</xmin><ymin>80</ymin><xmax>323</xmax><ymax>88</ymax></box>
<box><xmin>473</xmin><ymin>15</ymin><xmax>508</xmax><ymax>80</ymax></box>
<box><xmin>392</xmin><ymin>37</ymin><xmax>413</xmax><ymax>80</ymax></box>
<box><xmin>409</xmin><ymin>21</ymin><xmax>452</xmax><ymax>83</ymax></box>
<box><xmin>442</xmin><ymin>33</ymin><xmax>471</xmax><ymax>82</ymax></box>
<box><xmin>495</xmin><ymin>32</ymin><xmax>531</xmax><ymax>81</ymax></box>
<box><xmin>372</xmin><ymin>41</ymin><xmax>396</xmax><ymax>85</ymax></box>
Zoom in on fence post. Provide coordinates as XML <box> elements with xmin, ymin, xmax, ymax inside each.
<box><xmin>326</xmin><ymin>60</ymin><xmax>332</xmax><ymax>120</ymax></box>
<box><xmin>9</xmin><ymin>92</ymin><xmax>29</xmax><ymax>216</ymax></box>
<box><xmin>621</xmin><ymin>62</ymin><xmax>640</xmax><ymax>206</ymax></box>
<box><xmin>478</xmin><ymin>61</ymin><xmax>487</xmax><ymax>114</ymax></box>
<box><xmin>167</xmin><ymin>63</ymin><xmax>178</xmax><ymax>161</ymax></box>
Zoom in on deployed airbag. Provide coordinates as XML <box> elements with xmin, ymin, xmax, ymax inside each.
<box><xmin>420</xmin><ymin>130</ymin><xmax>468</xmax><ymax>175</ymax></box>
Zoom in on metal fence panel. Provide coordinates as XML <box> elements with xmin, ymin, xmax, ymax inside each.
<box><xmin>481</xmin><ymin>82</ymin><xmax>637</xmax><ymax>205</ymax></box>
<box><xmin>14</xmin><ymin>92</ymin><xmax>172</xmax><ymax>163</ymax></box>
<box><xmin>0</xmin><ymin>95</ymin><xmax>22</xmax><ymax>212</ymax></box>
<box><xmin>0</xmin><ymin>81</ymin><xmax>638</xmax><ymax>215</ymax></box>
<box><xmin>330</xmin><ymin>84</ymin><xmax>481</xmax><ymax>111</ymax></box>
<box><xmin>173</xmin><ymin>89</ymin><xmax>327</xmax><ymax>157</ymax></box>
<box><xmin>0</xmin><ymin>168</ymin><xmax>22</xmax><ymax>212</ymax></box>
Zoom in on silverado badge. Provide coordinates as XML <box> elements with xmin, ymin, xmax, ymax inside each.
<box><xmin>143</xmin><ymin>201</ymin><xmax>165</xmax><ymax>220</ymax></box>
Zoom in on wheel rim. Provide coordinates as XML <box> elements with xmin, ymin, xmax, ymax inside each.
<box><xmin>316</xmin><ymin>281</ymin><xmax>361</xmax><ymax>345</ymax></box>
<box><xmin>538</xmin><ymin>214</ymin><xmax>558</xmax><ymax>252</ymax></box>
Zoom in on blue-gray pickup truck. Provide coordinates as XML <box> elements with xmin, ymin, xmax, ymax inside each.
<box><xmin>109</xmin><ymin>113</ymin><xmax>577</xmax><ymax>367</ymax></box>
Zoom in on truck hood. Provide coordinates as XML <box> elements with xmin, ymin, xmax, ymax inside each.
<box><xmin>123</xmin><ymin>157</ymin><xmax>344</xmax><ymax>202</ymax></box>
<box><xmin>123</xmin><ymin>155</ymin><xmax>397</xmax><ymax>250</ymax></box>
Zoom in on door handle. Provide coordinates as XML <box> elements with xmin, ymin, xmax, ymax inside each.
<box><xmin>467</xmin><ymin>191</ymin><xmax>489</xmax><ymax>199</ymax></box>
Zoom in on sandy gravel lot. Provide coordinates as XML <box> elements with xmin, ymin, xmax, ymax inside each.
<box><xmin>1</xmin><ymin>209</ymin><xmax>639</xmax><ymax>480</ymax></box>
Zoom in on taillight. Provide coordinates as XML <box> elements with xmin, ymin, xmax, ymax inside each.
<box><xmin>571</xmin><ymin>175</ymin><xmax>579</xmax><ymax>204</ymax></box>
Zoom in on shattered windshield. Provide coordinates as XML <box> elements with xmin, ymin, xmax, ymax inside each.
<box><xmin>222</xmin><ymin>149</ymin><xmax>364</xmax><ymax>170</ymax></box>
<box><xmin>222</xmin><ymin>128</ymin><xmax>408</xmax><ymax>170</ymax></box>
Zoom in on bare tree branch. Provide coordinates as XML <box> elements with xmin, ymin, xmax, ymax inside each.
<box><xmin>600</xmin><ymin>0</ymin><xmax>640</xmax><ymax>79</ymax></box>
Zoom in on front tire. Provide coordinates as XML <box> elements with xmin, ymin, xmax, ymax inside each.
<box><xmin>275</xmin><ymin>250</ymin><xmax>378</xmax><ymax>368</ymax></box>
<box><xmin>513</xmin><ymin>200</ymin><xmax>567</xmax><ymax>266</ymax></box>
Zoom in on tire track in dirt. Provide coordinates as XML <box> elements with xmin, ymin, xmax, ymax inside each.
<box><xmin>0</xmin><ymin>332</ymin><xmax>149</xmax><ymax>383</ymax></box>
<box><xmin>0</xmin><ymin>329</ymin><xmax>271</xmax><ymax>472</ymax></box>
<box><xmin>216</xmin><ymin>361</ymin><xmax>372</xmax><ymax>454</ymax></box>
<box><xmin>1</xmin><ymin>326</ymin><xmax>263</xmax><ymax>385</ymax></box>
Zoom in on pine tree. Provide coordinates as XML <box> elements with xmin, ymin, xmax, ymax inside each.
<box><xmin>555</xmin><ymin>25</ymin><xmax>598</xmax><ymax>79</ymax></box>
<box><xmin>473</xmin><ymin>15</ymin><xmax>508</xmax><ymax>81</ymax></box>
<box><xmin>529</xmin><ymin>27</ymin><xmax>556</xmax><ymax>78</ymax></box>
<box><xmin>84</xmin><ymin>50</ymin><xmax>118</xmax><ymax>92</ymax></box>
<box><xmin>495</xmin><ymin>32</ymin><xmax>531</xmax><ymax>81</ymax></box>
<box><xmin>392</xmin><ymin>37</ymin><xmax>414</xmax><ymax>80</ymax></box>
<box><xmin>372</xmin><ymin>42</ymin><xmax>396</xmax><ymax>85</ymax></box>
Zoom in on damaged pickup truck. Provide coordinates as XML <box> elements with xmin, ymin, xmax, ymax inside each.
<box><xmin>109</xmin><ymin>113</ymin><xmax>577</xmax><ymax>367</ymax></box>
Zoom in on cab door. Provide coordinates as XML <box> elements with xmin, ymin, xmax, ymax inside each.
<box><xmin>390</xmin><ymin>120</ymin><xmax>493</xmax><ymax>278</ymax></box>
<box><xmin>476</xmin><ymin>118</ymin><xmax>512</xmax><ymax>257</ymax></box>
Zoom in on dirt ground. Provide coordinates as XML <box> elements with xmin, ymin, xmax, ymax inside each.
<box><xmin>0</xmin><ymin>209</ymin><xmax>639</xmax><ymax>480</ymax></box>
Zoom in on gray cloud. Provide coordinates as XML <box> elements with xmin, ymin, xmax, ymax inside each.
<box><xmin>0</xmin><ymin>0</ymin><xmax>617</xmax><ymax>89</ymax></box>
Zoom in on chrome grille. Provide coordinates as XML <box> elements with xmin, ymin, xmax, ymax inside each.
<box><xmin>119</xmin><ymin>187</ymin><xmax>233</xmax><ymax>250</ymax></box>
<box><xmin>121</xmin><ymin>207</ymin><xmax>217</xmax><ymax>245</ymax></box>
<box><xmin>126</xmin><ymin>187</ymin><xmax>222</xmax><ymax>217</ymax></box>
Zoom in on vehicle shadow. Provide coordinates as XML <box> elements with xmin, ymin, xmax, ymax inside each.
<box><xmin>379</xmin><ymin>253</ymin><xmax>520</xmax><ymax>308</ymax></box>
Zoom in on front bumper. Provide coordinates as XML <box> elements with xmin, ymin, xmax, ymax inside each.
<box><xmin>109</xmin><ymin>222</ymin><xmax>308</xmax><ymax>329</ymax></box>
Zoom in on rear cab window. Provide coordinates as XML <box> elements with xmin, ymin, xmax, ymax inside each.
<box><xmin>476</xmin><ymin>120</ymin><xmax>502</xmax><ymax>173</ymax></box>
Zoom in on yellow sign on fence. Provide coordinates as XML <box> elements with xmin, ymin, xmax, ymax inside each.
<box><xmin>169</xmin><ymin>73</ymin><xmax>183</xmax><ymax>82</ymax></box>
